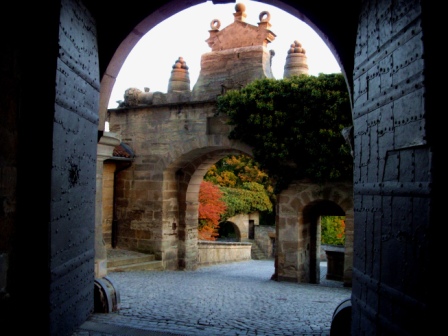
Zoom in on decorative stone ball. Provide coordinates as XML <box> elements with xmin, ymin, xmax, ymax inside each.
<box><xmin>235</xmin><ymin>3</ymin><xmax>246</xmax><ymax>13</ymax></box>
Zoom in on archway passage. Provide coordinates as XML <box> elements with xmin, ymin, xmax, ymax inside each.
<box><xmin>302</xmin><ymin>200</ymin><xmax>346</xmax><ymax>283</ymax></box>
<box><xmin>274</xmin><ymin>181</ymin><xmax>353</xmax><ymax>286</ymax></box>
<box><xmin>1</xmin><ymin>1</ymin><xmax>440</xmax><ymax>335</ymax></box>
<box><xmin>103</xmin><ymin>2</ymin><xmax>353</xmax><ymax>276</ymax></box>
<box><xmin>218</xmin><ymin>221</ymin><xmax>240</xmax><ymax>241</ymax></box>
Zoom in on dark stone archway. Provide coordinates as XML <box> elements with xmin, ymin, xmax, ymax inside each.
<box><xmin>0</xmin><ymin>1</ymin><xmax>440</xmax><ymax>335</ymax></box>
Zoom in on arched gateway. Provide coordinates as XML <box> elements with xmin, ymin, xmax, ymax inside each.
<box><xmin>101</xmin><ymin>4</ymin><xmax>353</xmax><ymax>285</ymax></box>
<box><xmin>1</xmin><ymin>1</ymin><xmax>440</xmax><ymax>335</ymax></box>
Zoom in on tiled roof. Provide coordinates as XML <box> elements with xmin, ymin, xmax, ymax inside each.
<box><xmin>113</xmin><ymin>143</ymin><xmax>134</xmax><ymax>159</ymax></box>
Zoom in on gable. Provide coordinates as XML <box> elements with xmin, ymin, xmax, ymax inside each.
<box><xmin>207</xmin><ymin>20</ymin><xmax>276</xmax><ymax>51</ymax></box>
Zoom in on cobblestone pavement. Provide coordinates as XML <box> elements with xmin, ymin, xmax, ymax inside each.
<box><xmin>74</xmin><ymin>260</ymin><xmax>351</xmax><ymax>336</ymax></box>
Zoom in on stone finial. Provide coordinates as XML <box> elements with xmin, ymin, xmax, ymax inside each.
<box><xmin>257</xmin><ymin>10</ymin><xmax>272</xmax><ymax>31</ymax></box>
<box><xmin>207</xmin><ymin>19</ymin><xmax>220</xmax><ymax>48</ymax></box>
<box><xmin>233</xmin><ymin>2</ymin><xmax>247</xmax><ymax>22</ymax></box>
<box><xmin>288</xmin><ymin>40</ymin><xmax>306</xmax><ymax>55</ymax></box>
<box><xmin>209</xmin><ymin>19</ymin><xmax>221</xmax><ymax>31</ymax></box>
<box><xmin>168</xmin><ymin>57</ymin><xmax>191</xmax><ymax>93</ymax></box>
<box><xmin>283</xmin><ymin>40</ymin><xmax>309</xmax><ymax>78</ymax></box>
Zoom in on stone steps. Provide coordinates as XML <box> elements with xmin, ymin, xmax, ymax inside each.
<box><xmin>249</xmin><ymin>241</ymin><xmax>268</xmax><ymax>260</ymax></box>
<box><xmin>107</xmin><ymin>248</ymin><xmax>163</xmax><ymax>272</ymax></box>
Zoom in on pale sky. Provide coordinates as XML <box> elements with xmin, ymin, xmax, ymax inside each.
<box><xmin>108</xmin><ymin>1</ymin><xmax>341</xmax><ymax>109</ymax></box>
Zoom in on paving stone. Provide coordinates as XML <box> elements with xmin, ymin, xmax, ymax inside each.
<box><xmin>75</xmin><ymin>260</ymin><xmax>350</xmax><ymax>336</ymax></box>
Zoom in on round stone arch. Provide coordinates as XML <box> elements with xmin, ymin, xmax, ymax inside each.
<box><xmin>273</xmin><ymin>180</ymin><xmax>353</xmax><ymax>286</ymax></box>
<box><xmin>218</xmin><ymin>220</ymin><xmax>241</xmax><ymax>241</ymax></box>
<box><xmin>162</xmin><ymin>145</ymin><xmax>253</xmax><ymax>271</ymax></box>
<box><xmin>301</xmin><ymin>199</ymin><xmax>346</xmax><ymax>283</ymax></box>
<box><xmin>220</xmin><ymin>213</ymin><xmax>260</xmax><ymax>241</ymax></box>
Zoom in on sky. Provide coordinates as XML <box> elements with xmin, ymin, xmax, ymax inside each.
<box><xmin>108</xmin><ymin>1</ymin><xmax>341</xmax><ymax>109</ymax></box>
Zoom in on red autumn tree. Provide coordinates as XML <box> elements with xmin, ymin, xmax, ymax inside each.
<box><xmin>198</xmin><ymin>180</ymin><xmax>227</xmax><ymax>241</ymax></box>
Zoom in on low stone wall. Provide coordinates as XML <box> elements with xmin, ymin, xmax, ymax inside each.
<box><xmin>198</xmin><ymin>241</ymin><xmax>252</xmax><ymax>266</ymax></box>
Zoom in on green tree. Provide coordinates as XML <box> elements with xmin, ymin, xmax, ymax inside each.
<box><xmin>219</xmin><ymin>186</ymin><xmax>272</xmax><ymax>219</ymax></box>
<box><xmin>204</xmin><ymin>155</ymin><xmax>276</xmax><ymax>225</ymax></box>
<box><xmin>216</xmin><ymin>73</ymin><xmax>353</xmax><ymax>192</ymax></box>
<box><xmin>321</xmin><ymin>216</ymin><xmax>346</xmax><ymax>245</ymax></box>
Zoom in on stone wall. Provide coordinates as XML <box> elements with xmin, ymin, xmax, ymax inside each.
<box><xmin>254</xmin><ymin>225</ymin><xmax>276</xmax><ymax>258</ymax></box>
<box><xmin>197</xmin><ymin>241</ymin><xmax>252</xmax><ymax>266</ymax></box>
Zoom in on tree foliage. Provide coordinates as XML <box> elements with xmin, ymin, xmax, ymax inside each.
<box><xmin>216</xmin><ymin>74</ymin><xmax>353</xmax><ymax>191</ymax></box>
<box><xmin>220</xmin><ymin>186</ymin><xmax>272</xmax><ymax>220</ymax></box>
<box><xmin>321</xmin><ymin>216</ymin><xmax>346</xmax><ymax>245</ymax></box>
<box><xmin>198</xmin><ymin>180</ymin><xmax>227</xmax><ymax>240</ymax></box>
<box><xmin>204</xmin><ymin>155</ymin><xmax>275</xmax><ymax>224</ymax></box>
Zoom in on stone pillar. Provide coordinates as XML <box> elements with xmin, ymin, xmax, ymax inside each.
<box><xmin>95</xmin><ymin>132</ymin><xmax>121</xmax><ymax>278</ymax></box>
